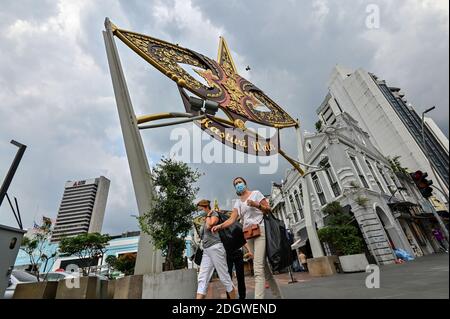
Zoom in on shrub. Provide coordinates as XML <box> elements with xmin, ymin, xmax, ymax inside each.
<box><xmin>318</xmin><ymin>202</ymin><xmax>365</xmax><ymax>256</ymax></box>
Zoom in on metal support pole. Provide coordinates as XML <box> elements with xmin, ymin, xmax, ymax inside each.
<box><xmin>287</xmin><ymin>265</ymin><xmax>298</xmax><ymax>284</ymax></box>
<box><xmin>295</xmin><ymin>124</ymin><xmax>324</xmax><ymax>258</ymax></box>
<box><xmin>103</xmin><ymin>18</ymin><xmax>162</xmax><ymax>274</ymax></box>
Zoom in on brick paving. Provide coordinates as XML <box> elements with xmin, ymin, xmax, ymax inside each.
<box><xmin>206</xmin><ymin>271</ymin><xmax>313</xmax><ymax>299</ymax></box>
<box><xmin>204</xmin><ymin>254</ymin><xmax>449</xmax><ymax>299</ymax></box>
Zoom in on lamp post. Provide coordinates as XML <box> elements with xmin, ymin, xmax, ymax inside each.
<box><xmin>420</xmin><ymin>107</ymin><xmax>449</xmax><ymax>241</ymax></box>
<box><xmin>421</xmin><ymin>106</ymin><xmax>435</xmax><ymax>158</ymax></box>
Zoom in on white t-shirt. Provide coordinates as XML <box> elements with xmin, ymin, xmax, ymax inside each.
<box><xmin>233</xmin><ymin>190</ymin><xmax>266</xmax><ymax>229</ymax></box>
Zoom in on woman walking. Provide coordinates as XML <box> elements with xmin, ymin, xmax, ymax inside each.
<box><xmin>212</xmin><ymin>177</ymin><xmax>282</xmax><ymax>299</ymax></box>
<box><xmin>195</xmin><ymin>199</ymin><xmax>237</xmax><ymax>299</ymax></box>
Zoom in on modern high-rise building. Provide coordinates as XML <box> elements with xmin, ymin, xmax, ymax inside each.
<box><xmin>316</xmin><ymin>65</ymin><xmax>449</xmax><ymax>200</ymax></box>
<box><xmin>51</xmin><ymin>176</ymin><xmax>110</xmax><ymax>242</ymax></box>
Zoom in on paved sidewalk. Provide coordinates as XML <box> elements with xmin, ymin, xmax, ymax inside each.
<box><xmin>206</xmin><ymin>253</ymin><xmax>449</xmax><ymax>299</ymax></box>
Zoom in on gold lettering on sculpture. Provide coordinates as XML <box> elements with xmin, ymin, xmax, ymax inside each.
<box><xmin>197</xmin><ymin>118</ymin><xmax>276</xmax><ymax>154</ymax></box>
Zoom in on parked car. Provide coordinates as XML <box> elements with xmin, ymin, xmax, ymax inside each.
<box><xmin>87</xmin><ymin>273</ymin><xmax>108</xmax><ymax>281</ymax></box>
<box><xmin>4</xmin><ymin>270</ymin><xmax>38</xmax><ymax>299</ymax></box>
<box><xmin>39</xmin><ymin>271</ymin><xmax>77</xmax><ymax>282</ymax></box>
<box><xmin>39</xmin><ymin>271</ymin><xmax>108</xmax><ymax>282</ymax></box>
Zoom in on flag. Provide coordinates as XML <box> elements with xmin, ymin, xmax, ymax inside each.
<box><xmin>42</xmin><ymin>216</ymin><xmax>52</xmax><ymax>224</ymax></box>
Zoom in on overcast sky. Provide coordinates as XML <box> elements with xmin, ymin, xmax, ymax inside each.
<box><xmin>0</xmin><ymin>0</ymin><xmax>448</xmax><ymax>235</ymax></box>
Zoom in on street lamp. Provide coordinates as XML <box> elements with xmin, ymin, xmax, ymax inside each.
<box><xmin>421</xmin><ymin>106</ymin><xmax>436</xmax><ymax>150</ymax></box>
<box><xmin>137</xmin><ymin>97</ymin><xmax>219</xmax><ymax>130</ymax></box>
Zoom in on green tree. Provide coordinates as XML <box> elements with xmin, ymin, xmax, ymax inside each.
<box><xmin>315</xmin><ymin>120</ymin><xmax>323</xmax><ymax>132</ymax></box>
<box><xmin>138</xmin><ymin>158</ymin><xmax>201</xmax><ymax>271</ymax></box>
<box><xmin>105</xmin><ymin>253</ymin><xmax>137</xmax><ymax>276</ymax></box>
<box><xmin>318</xmin><ymin>202</ymin><xmax>365</xmax><ymax>256</ymax></box>
<box><xmin>388</xmin><ymin>156</ymin><xmax>409</xmax><ymax>176</ymax></box>
<box><xmin>59</xmin><ymin>233</ymin><xmax>111</xmax><ymax>275</ymax></box>
<box><xmin>21</xmin><ymin>217</ymin><xmax>57</xmax><ymax>281</ymax></box>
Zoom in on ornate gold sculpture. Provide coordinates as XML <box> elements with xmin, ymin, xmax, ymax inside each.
<box><xmin>109</xmin><ymin>21</ymin><xmax>304</xmax><ymax>174</ymax></box>
<box><xmin>111</xmin><ymin>22</ymin><xmax>296</xmax><ymax>128</ymax></box>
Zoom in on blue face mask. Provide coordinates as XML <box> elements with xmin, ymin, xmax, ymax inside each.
<box><xmin>235</xmin><ymin>182</ymin><xmax>246</xmax><ymax>195</ymax></box>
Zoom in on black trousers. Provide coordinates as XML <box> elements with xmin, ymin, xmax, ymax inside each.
<box><xmin>226</xmin><ymin>249</ymin><xmax>246</xmax><ymax>299</ymax></box>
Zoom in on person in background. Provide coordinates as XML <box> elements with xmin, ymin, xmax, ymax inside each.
<box><xmin>298</xmin><ymin>250</ymin><xmax>308</xmax><ymax>272</ymax></box>
<box><xmin>212</xmin><ymin>177</ymin><xmax>283</xmax><ymax>299</ymax></box>
<box><xmin>226</xmin><ymin>243</ymin><xmax>252</xmax><ymax>299</ymax></box>
<box><xmin>195</xmin><ymin>199</ymin><xmax>237</xmax><ymax>299</ymax></box>
<box><xmin>432</xmin><ymin>228</ymin><xmax>448</xmax><ymax>253</ymax></box>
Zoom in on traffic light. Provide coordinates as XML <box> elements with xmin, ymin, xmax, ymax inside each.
<box><xmin>410</xmin><ymin>170</ymin><xmax>433</xmax><ymax>198</ymax></box>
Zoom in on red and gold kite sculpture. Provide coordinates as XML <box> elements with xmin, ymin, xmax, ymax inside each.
<box><xmin>109</xmin><ymin>21</ymin><xmax>304</xmax><ymax>174</ymax></box>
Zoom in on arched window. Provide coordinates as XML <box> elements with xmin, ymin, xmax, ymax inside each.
<box><xmin>366</xmin><ymin>159</ymin><xmax>384</xmax><ymax>193</ymax></box>
<box><xmin>289</xmin><ymin>194</ymin><xmax>299</xmax><ymax>223</ymax></box>
<box><xmin>293</xmin><ymin>189</ymin><xmax>304</xmax><ymax>220</ymax></box>
<box><xmin>323</xmin><ymin>162</ymin><xmax>341</xmax><ymax>197</ymax></box>
<box><xmin>311</xmin><ymin>172</ymin><xmax>326</xmax><ymax>206</ymax></box>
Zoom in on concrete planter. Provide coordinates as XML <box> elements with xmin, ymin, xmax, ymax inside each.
<box><xmin>142</xmin><ymin>269</ymin><xmax>197</xmax><ymax>299</ymax></box>
<box><xmin>56</xmin><ymin>277</ymin><xmax>101</xmax><ymax>299</ymax></box>
<box><xmin>112</xmin><ymin>269</ymin><xmax>197</xmax><ymax>299</ymax></box>
<box><xmin>338</xmin><ymin>253</ymin><xmax>369</xmax><ymax>273</ymax></box>
<box><xmin>13</xmin><ymin>281</ymin><xmax>58</xmax><ymax>299</ymax></box>
<box><xmin>102</xmin><ymin>279</ymin><xmax>115</xmax><ymax>299</ymax></box>
<box><xmin>113</xmin><ymin>275</ymin><xmax>143</xmax><ymax>299</ymax></box>
<box><xmin>307</xmin><ymin>256</ymin><xmax>338</xmax><ymax>277</ymax></box>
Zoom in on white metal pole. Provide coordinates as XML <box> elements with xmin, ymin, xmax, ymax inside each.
<box><xmin>295</xmin><ymin>124</ymin><xmax>325</xmax><ymax>258</ymax></box>
<box><xmin>103</xmin><ymin>18</ymin><xmax>162</xmax><ymax>274</ymax></box>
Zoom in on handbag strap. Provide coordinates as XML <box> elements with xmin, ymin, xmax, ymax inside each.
<box><xmin>235</xmin><ymin>200</ymin><xmax>245</xmax><ymax>226</ymax></box>
<box><xmin>192</xmin><ymin>220</ymin><xmax>204</xmax><ymax>249</ymax></box>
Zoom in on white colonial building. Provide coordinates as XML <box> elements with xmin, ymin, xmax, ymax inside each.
<box><xmin>271</xmin><ymin>112</ymin><xmax>443</xmax><ymax>265</ymax></box>
<box><xmin>316</xmin><ymin>65</ymin><xmax>449</xmax><ymax>202</ymax></box>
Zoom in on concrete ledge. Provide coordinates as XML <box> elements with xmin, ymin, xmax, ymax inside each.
<box><xmin>113</xmin><ymin>275</ymin><xmax>143</xmax><ymax>299</ymax></box>
<box><xmin>13</xmin><ymin>281</ymin><xmax>58</xmax><ymax>299</ymax></box>
<box><xmin>56</xmin><ymin>277</ymin><xmax>101</xmax><ymax>299</ymax></box>
<box><xmin>307</xmin><ymin>256</ymin><xmax>338</xmax><ymax>277</ymax></box>
<box><xmin>142</xmin><ymin>269</ymin><xmax>197</xmax><ymax>299</ymax></box>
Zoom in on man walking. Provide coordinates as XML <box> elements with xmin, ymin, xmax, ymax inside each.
<box><xmin>298</xmin><ymin>250</ymin><xmax>308</xmax><ymax>272</ymax></box>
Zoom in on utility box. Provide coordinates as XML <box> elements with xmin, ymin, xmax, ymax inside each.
<box><xmin>0</xmin><ymin>224</ymin><xmax>26</xmax><ymax>297</ymax></box>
